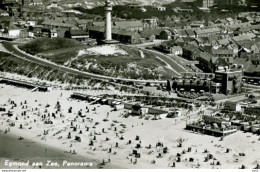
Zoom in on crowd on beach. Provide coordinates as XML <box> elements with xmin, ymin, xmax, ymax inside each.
<box><xmin>0</xmin><ymin>84</ymin><xmax>259</xmax><ymax>169</ymax></box>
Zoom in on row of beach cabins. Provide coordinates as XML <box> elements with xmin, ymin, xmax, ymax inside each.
<box><xmin>70</xmin><ymin>92</ymin><xmax>182</xmax><ymax>119</ymax></box>
<box><xmin>186</xmin><ymin>115</ymin><xmax>260</xmax><ymax>137</ymax></box>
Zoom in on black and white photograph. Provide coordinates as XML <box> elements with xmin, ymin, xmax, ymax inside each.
<box><xmin>0</xmin><ymin>0</ymin><xmax>260</xmax><ymax>171</ymax></box>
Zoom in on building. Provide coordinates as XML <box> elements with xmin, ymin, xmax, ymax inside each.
<box><xmin>212</xmin><ymin>48</ymin><xmax>236</xmax><ymax>64</ymax></box>
<box><xmin>104</xmin><ymin>0</ymin><xmax>113</xmax><ymax>43</ymax></box>
<box><xmin>170</xmin><ymin>46</ymin><xmax>183</xmax><ymax>55</ymax></box>
<box><xmin>42</xmin><ymin>19</ymin><xmax>74</xmax><ymax>30</ymax></box>
<box><xmin>186</xmin><ymin>115</ymin><xmax>237</xmax><ymax>137</ymax></box>
<box><xmin>88</xmin><ymin>26</ymin><xmax>105</xmax><ymax>40</ymax></box>
<box><xmin>158</xmin><ymin>29</ymin><xmax>172</xmax><ymax>40</ymax></box>
<box><xmin>197</xmin><ymin>52</ymin><xmax>218</xmax><ymax>72</ymax></box>
<box><xmin>157</xmin><ymin>6</ymin><xmax>166</xmax><ymax>11</ymax></box>
<box><xmin>224</xmin><ymin>101</ymin><xmax>242</xmax><ymax>111</ymax></box>
<box><xmin>143</xmin><ymin>18</ymin><xmax>158</xmax><ymax>29</ymax></box>
<box><xmin>0</xmin><ymin>10</ymin><xmax>9</xmax><ymax>16</ymax></box>
<box><xmin>21</xmin><ymin>0</ymin><xmax>30</xmax><ymax>6</ymax></box>
<box><xmin>112</xmin><ymin>30</ymin><xmax>141</xmax><ymax>44</ymax></box>
<box><xmin>113</xmin><ymin>21</ymin><xmax>143</xmax><ymax>32</ymax></box>
<box><xmin>202</xmin><ymin>0</ymin><xmax>214</xmax><ymax>8</ymax></box>
<box><xmin>172</xmin><ymin>7</ymin><xmax>193</xmax><ymax>13</ymax></box>
<box><xmin>65</xmin><ymin>30</ymin><xmax>89</xmax><ymax>42</ymax></box>
<box><xmin>215</xmin><ymin>69</ymin><xmax>243</xmax><ymax>95</ymax></box>
<box><xmin>50</xmin><ymin>29</ymin><xmax>57</xmax><ymax>39</ymax></box>
<box><xmin>131</xmin><ymin>104</ymin><xmax>148</xmax><ymax>116</ymax></box>
<box><xmin>182</xmin><ymin>44</ymin><xmax>199</xmax><ymax>60</ymax></box>
<box><xmin>140</xmin><ymin>29</ymin><xmax>156</xmax><ymax>42</ymax></box>
<box><xmin>194</xmin><ymin>27</ymin><xmax>221</xmax><ymax>38</ymax></box>
<box><xmin>31</xmin><ymin>0</ymin><xmax>43</xmax><ymax>5</ymax></box>
<box><xmin>88</xmin><ymin>26</ymin><xmax>141</xmax><ymax>44</ymax></box>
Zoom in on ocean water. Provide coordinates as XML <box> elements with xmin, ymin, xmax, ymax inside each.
<box><xmin>0</xmin><ymin>133</ymin><xmax>98</xmax><ymax>169</ymax></box>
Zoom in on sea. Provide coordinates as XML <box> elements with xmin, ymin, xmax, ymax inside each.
<box><xmin>0</xmin><ymin>132</ymin><xmax>101</xmax><ymax>169</ymax></box>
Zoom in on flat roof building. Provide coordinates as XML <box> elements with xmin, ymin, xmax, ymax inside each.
<box><xmin>215</xmin><ymin>69</ymin><xmax>243</xmax><ymax>95</ymax></box>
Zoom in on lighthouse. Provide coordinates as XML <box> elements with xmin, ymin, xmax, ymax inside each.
<box><xmin>105</xmin><ymin>0</ymin><xmax>112</xmax><ymax>41</ymax></box>
<box><xmin>102</xmin><ymin>0</ymin><xmax>118</xmax><ymax>44</ymax></box>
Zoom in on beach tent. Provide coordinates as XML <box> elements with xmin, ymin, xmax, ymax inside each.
<box><xmin>101</xmin><ymin>99</ymin><xmax>108</xmax><ymax>104</ymax></box>
<box><xmin>213</xmin><ymin>123</ymin><xmax>219</xmax><ymax>128</ymax></box>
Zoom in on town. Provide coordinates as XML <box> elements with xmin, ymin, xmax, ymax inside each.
<box><xmin>0</xmin><ymin>0</ymin><xmax>260</xmax><ymax>170</ymax></box>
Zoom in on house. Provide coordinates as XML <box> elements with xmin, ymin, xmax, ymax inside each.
<box><xmin>197</xmin><ymin>52</ymin><xmax>217</xmax><ymax>72</ymax></box>
<box><xmin>185</xmin><ymin>29</ymin><xmax>196</xmax><ymax>38</ymax></box>
<box><xmin>139</xmin><ymin>29</ymin><xmax>157</xmax><ymax>42</ymax></box>
<box><xmin>182</xmin><ymin>44</ymin><xmax>198</xmax><ymax>60</ymax></box>
<box><xmin>179</xmin><ymin>30</ymin><xmax>189</xmax><ymax>37</ymax></box>
<box><xmin>0</xmin><ymin>10</ymin><xmax>9</xmax><ymax>17</ymax></box>
<box><xmin>217</xmin><ymin>38</ymin><xmax>231</xmax><ymax>46</ymax></box>
<box><xmin>50</xmin><ymin>29</ymin><xmax>57</xmax><ymax>38</ymax></box>
<box><xmin>232</xmin><ymin>33</ymin><xmax>256</xmax><ymax>42</ymax></box>
<box><xmin>143</xmin><ymin>18</ymin><xmax>158</xmax><ymax>29</ymax></box>
<box><xmin>194</xmin><ymin>27</ymin><xmax>221</xmax><ymax>38</ymax></box>
<box><xmin>112</xmin><ymin>30</ymin><xmax>141</xmax><ymax>44</ymax></box>
<box><xmin>28</xmin><ymin>25</ymin><xmax>43</xmax><ymax>37</ymax></box>
<box><xmin>75</xmin><ymin>19</ymin><xmax>92</xmax><ymax>30</ymax></box>
<box><xmin>113</xmin><ymin>20</ymin><xmax>143</xmax><ymax>32</ymax></box>
<box><xmin>170</xmin><ymin>46</ymin><xmax>183</xmax><ymax>55</ymax></box>
<box><xmin>42</xmin><ymin>19</ymin><xmax>74</xmax><ymax>30</ymax></box>
<box><xmin>226</xmin><ymin>17</ymin><xmax>234</xmax><ymax>24</ymax></box>
<box><xmin>190</xmin><ymin>21</ymin><xmax>204</xmax><ymax>28</ymax></box>
<box><xmin>7</xmin><ymin>22</ymin><xmax>21</xmax><ymax>37</ymax></box>
<box><xmin>224</xmin><ymin>101</ymin><xmax>242</xmax><ymax>111</ymax></box>
<box><xmin>157</xmin><ymin>6</ymin><xmax>166</xmax><ymax>11</ymax></box>
<box><xmin>65</xmin><ymin>29</ymin><xmax>89</xmax><ymax>42</ymax></box>
<box><xmin>212</xmin><ymin>48</ymin><xmax>236</xmax><ymax>64</ymax></box>
<box><xmin>214</xmin><ymin>19</ymin><xmax>229</xmax><ymax>26</ymax></box>
<box><xmin>20</xmin><ymin>29</ymin><xmax>29</xmax><ymax>37</ymax></box>
<box><xmin>244</xmin><ymin>63</ymin><xmax>260</xmax><ymax>77</ymax></box>
<box><xmin>88</xmin><ymin>26</ymin><xmax>105</xmax><ymax>40</ymax></box>
<box><xmin>242</xmin><ymin>16</ymin><xmax>254</xmax><ymax>23</ymax></box>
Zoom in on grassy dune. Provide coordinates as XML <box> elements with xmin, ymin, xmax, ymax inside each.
<box><xmin>18</xmin><ymin>37</ymin><xmax>85</xmax><ymax>64</ymax></box>
<box><xmin>0</xmin><ymin>52</ymin><xmax>84</xmax><ymax>84</ymax></box>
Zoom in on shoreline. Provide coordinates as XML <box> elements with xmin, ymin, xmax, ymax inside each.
<box><xmin>0</xmin><ymin>131</ymin><xmax>119</xmax><ymax>169</ymax></box>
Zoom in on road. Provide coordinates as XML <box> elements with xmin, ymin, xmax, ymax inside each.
<box><xmin>140</xmin><ymin>48</ymin><xmax>187</xmax><ymax>75</ymax></box>
<box><xmin>1</xmin><ymin>42</ymin><xmax>167</xmax><ymax>84</ymax></box>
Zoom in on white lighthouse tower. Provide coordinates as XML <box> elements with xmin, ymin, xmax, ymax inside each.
<box><xmin>105</xmin><ymin>0</ymin><xmax>112</xmax><ymax>41</ymax></box>
<box><xmin>103</xmin><ymin>0</ymin><xmax>118</xmax><ymax>44</ymax></box>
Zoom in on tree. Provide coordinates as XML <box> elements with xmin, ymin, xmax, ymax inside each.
<box><xmin>190</xmin><ymin>79</ymin><xmax>193</xmax><ymax>87</ymax></box>
<box><xmin>182</xmin><ymin>79</ymin><xmax>186</xmax><ymax>87</ymax></box>
<box><xmin>166</xmin><ymin>80</ymin><xmax>172</xmax><ymax>91</ymax></box>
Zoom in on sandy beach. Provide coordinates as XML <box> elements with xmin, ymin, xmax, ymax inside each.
<box><xmin>0</xmin><ymin>84</ymin><xmax>259</xmax><ymax>169</ymax></box>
